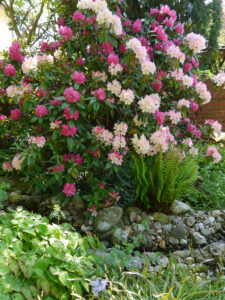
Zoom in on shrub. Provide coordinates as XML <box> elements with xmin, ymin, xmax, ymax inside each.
<box><xmin>0</xmin><ymin>0</ymin><xmax>222</xmax><ymax>211</ymax></box>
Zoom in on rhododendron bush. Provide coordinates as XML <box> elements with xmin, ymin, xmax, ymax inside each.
<box><xmin>0</xmin><ymin>0</ymin><xmax>222</xmax><ymax>211</ymax></box>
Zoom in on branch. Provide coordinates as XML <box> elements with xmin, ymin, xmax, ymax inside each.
<box><xmin>27</xmin><ymin>0</ymin><xmax>45</xmax><ymax>45</ymax></box>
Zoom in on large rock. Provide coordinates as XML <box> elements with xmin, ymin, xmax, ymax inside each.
<box><xmin>192</xmin><ymin>232</ymin><xmax>207</xmax><ymax>245</ymax></box>
<box><xmin>111</xmin><ymin>226</ymin><xmax>131</xmax><ymax>245</ymax></box>
<box><xmin>171</xmin><ymin>200</ymin><xmax>193</xmax><ymax>215</ymax></box>
<box><xmin>94</xmin><ymin>206</ymin><xmax>123</xmax><ymax>233</ymax></box>
<box><xmin>152</xmin><ymin>212</ymin><xmax>170</xmax><ymax>224</ymax></box>
<box><xmin>169</xmin><ymin>225</ymin><xmax>188</xmax><ymax>240</ymax></box>
<box><xmin>125</xmin><ymin>207</ymin><xmax>141</xmax><ymax>223</ymax></box>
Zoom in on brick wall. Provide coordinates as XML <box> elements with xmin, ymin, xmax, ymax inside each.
<box><xmin>192</xmin><ymin>80</ymin><xmax>225</xmax><ymax>130</ymax></box>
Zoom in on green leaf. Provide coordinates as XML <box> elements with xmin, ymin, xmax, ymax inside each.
<box><xmin>21</xmin><ymin>288</ymin><xmax>33</xmax><ymax>300</ymax></box>
<box><xmin>8</xmin><ymin>260</ymin><xmax>19</xmax><ymax>276</ymax></box>
<box><xmin>67</xmin><ymin>137</ymin><xmax>74</xmax><ymax>151</ymax></box>
<box><xmin>40</xmin><ymin>278</ymin><xmax>50</xmax><ymax>295</ymax></box>
<box><xmin>69</xmin><ymin>120</ymin><xmax>75</xmax><ymax>128</ymax></box>
<box><xmin>58</xmin><ymin>271</ymin><xmax>71</xmax><ymax>287</ymax></box>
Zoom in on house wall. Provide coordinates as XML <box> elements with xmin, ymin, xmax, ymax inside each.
<box><xmin>0</xmin><ymin>6</ymin><xmax>14</xmax><ymax>51</ymax></box>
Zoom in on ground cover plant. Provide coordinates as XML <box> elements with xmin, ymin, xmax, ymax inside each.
<box><xmin>0</xmin><ymin>0</ymin><xmax>223</xmax><ymax>214</ymax></box>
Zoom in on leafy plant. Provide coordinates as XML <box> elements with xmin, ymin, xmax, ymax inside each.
<box><xmin>133</xmin><ymin>149</ymin><xmax>199</xmax><ymax>212</ymax></box>
<box><xmin>0</xmin><ymin>182</ymin><xmax>10</xmax><ymax>208</ymax></box>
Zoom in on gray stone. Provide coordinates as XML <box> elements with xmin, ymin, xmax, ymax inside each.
<box><xmin>169</xmin><ymin>237</ymin><xmax>179</xmax><ymax>245</ymax></box>
<box><xmin>169</xmin><ymin>225</ymin><xmax>188</xmax><ymax>240</ymax></box>
<box><xmin>192</xmin><ymin>232</ymin><xmax>207</xmax><ymax>245</ymax></box>
<box><xmin>9</xmin><ymin>191</ymin><xmax>41</xmax><ymax>203</ymax></box>
<box><xmin>136</xmin><ymin>215</ymin><xmax>142</xmax><ymax>224</ymax></box>
<box><xmin>171</xmin><ymin>200</ymin><xmax>192</xmax><ymax>215</ymax></box>
<box><xmin>180</xmin><ymin>239</ymin><xmax>188</xmax><ymax>246</ymax></box>
<box><xmin>128</xmin><ymin>256</ymin><xmax>143</xmax><ymax>270</ymax></box>
<box><xmin>164</xmin><ymin>224</ymin><xmax>172</xmax><ymax>233</ymax></box>
<box><xmin>94</xmin><ymin>206</ymin><xmax>123</xmax><ymax>233</ymax></box>
<box><xmin>195</xmin><ymin>222</ymin><xmax>204</xmax><ymax>231</ymax></box>
<box><xmin>208</xmin><ymin>217</ymin><xmax>215</xmax><ymax>224</ymax></box>
<box><xmin>111</xmin><ymin>227</ymin><xmax>131</xmax><ymax>244</ymax></box>
<box><xmin>80</xmin><ymin>224</ymin><xmax>93</xmax><ymax>232</ymax></box>
<box><xmin>154</xmin><ymin>222</ymin><xmax>162</xmax><ymax>230</ymax></box>
<box><xmin>70</xmin><ymin>197</ymin><xmax>85</xmax><ymax>211</ymax></box>
<box><xmin>173</xmin><ymin>250</ymin><xmax>191</xmax><ymax>259</ymax></box>
<box><xmin>216</xmin><ymin>216</ymin><xmax>224</xmax><ymax>223</ymax></box>
<box><xmin>215</xmin><ymin>222</ymin><xmax>222</xmax><ymax>230</ymax></box>
<box><xmin>158</xmin><ymin>257</ymin><xmax>169</xmax><ymax>268</ymax></box>
<box><xmin>212</xmin><ymin>210</ymin><xmax>222</xmax><ymax>218</ymax></box>
<box><xmin>185</xmin><ymin>257</ymin><xmax>194</xmax><ymax>265</ymax></box>
<box><xmin>134</xmin><ymin>231</ymin><xmax>153</xmax><ymax>250</ymax></box>
<box><xmin>200</xmin><ymin>228</ymin><xmax>211</xmax><ymax>238</ymax></box>
<box><xmin>125</xmin><ymin>207</ymin><xmax>141</xmax><ymax>223</ymax></box>
<box><xmin>186</xmin><ymin>216</ymin><xmax>196</xmax><ymax>227</ymax></box>
<box><xmin>152</xmin><ymin>212</ymin><xmax>170</xmax><ymax>224</ymax></box>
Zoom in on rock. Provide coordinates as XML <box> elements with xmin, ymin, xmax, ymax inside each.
<box><xmin>111</xmin><ymin>227</ymin><xmax>131</xmax><ymax>245</ymax></box>
<box><xmin>173</xmin><ymin>250</ymin><xmax>191</xmax><ymax>259</ymax></box>
<box><xmin>212</xmin><ymin>210</ymin><xmax>221</xmax><ymax>218</ymax></box>
<box><xmin>164</xmin><ymin>224</ymin><xmax>172</xmax><ymax>233</ymax></box>
<box><xmin>94</xmin><ymin>206</ymin><xmax>123</xmax><ymax>233</ymax></box>
<box><xmin>168</xmin><ymin>237</ymin><xmax>179</xmax><ymax>245</ymax></box>
<box><xmin>192</xmin><ymin>232</ymin><xmax>207</xmax><ymax>245</ymax></box>
<box><xmin>125</xmin><ymin>207</ymin><xmax>141</xmax><ymax>224</ymax></box>
<box><xmin>159</xmin><ymin>240</ymin><xmax>166</xmax><ymax>249</ymax></box>
<box><xmin>202</xmin><ymin>242</ymin><xmax>225</xmax><ymax>259</ymax></box>
<box><xmin>207</xmin><ymin>217</ymin><xmax>215</xmax><ymax>225</ymax></box>
<box><xmin>134</xmin><ymin>231</ymin><xmax>153</xmax><ymax>250</ymax></box>
<box><xmin>200</xmin><ymin>228</ymin><xmax>211</xmax><ymax>238</ymax></box>
<box><xmin>123</xmin><ymin>216</ymin><xmax>130</xmax><ymax>226</ymax></box>
<box><xmin>154</xmin><ymin>222</ymin><xmax>162</xmax><ymax>230</ymax></box>
<box><xmin>195</xmin><ymin>222</ymin><xmax>204</xmax><ymax>231</ymax></box>
<box><xmin>158</xmin><ymin>257</ymin><xmax>169</xmax><ymax>268</ymax></box>
<box><xmin>215</xmin><ymin>222</ymin><xmax>222</xmax><ymax>230</ymax></box>
<box><xmin>72</xmin><ymin>216</ymin><xmax>85</xmax><ymax>228</ymax></box>
<box><xmin>171</xmin><ymin>200</ymin><xmax>192</xmax><ymax>215</ymax></box>
<box><xmin>152</xmin><ymin>212</ymin><xmax>170</xmax><ymax>224</ymax></box>
<box><xmin>128</xmin><ymin>256</ymin><xmax>143</xmax><ymax>270</ymax></box>
<box><xmin>9</xmin><ymin>191</ymin><xmax>41</xmax><ymax>204</ymax></box>
<box><xmin>80</xmin><ymin>224</ymin><xmax>93</xmax><ymax>232</ymax></box>
<box><xmin>186</xmin><ymin>216</ymin><xmax>195</xmax><ymax>227</ymax></box>
<box><xmin>169</xmin><ymin>225</ymin><xmax>188</xmax><ymax>240</ymax></box>
<box><xmin>136</xmin><ymin>215</ymin><xmax>142</xmax><ymax>224</ymax></box>
<box><xmin>70</xmin><ymin>197</ymin><xmax>85</xmax><ymax>211</ymax></box>
<box><xmin>180</xmin><ymin>239</ymin><xmax>188</xmax><ymax>246</ymax></box>
<box><xmin>185</xmin><ymin>257</ymin><xmax>194</xmax><ymax>265</ymax></box>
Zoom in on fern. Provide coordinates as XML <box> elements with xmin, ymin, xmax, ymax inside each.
<box><xmin>133</xmin><ymin>149</ymin><xmax>199</xmax><ymax>212</ymax></box>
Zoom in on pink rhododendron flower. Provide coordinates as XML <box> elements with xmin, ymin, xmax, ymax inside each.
<box><xmin>64</xmin><ymin>87</ymin><xmax>80</xmax><ymax>103</ymax></box>
<box><xmin>50</xmin><ymin>120</ymin><xmax>62</xmax><ymax>129</ymax></box>
<box><xmin>190</xmin><ymin>102</ymin><xmax>198</xmax><ymax>112</ymax></box>
<box><xmin>57</xmin><ymin>17</ymin><xmax>65</xmax><ymax>27</ymax></box>
<box><xmin>63</xmin><ymin>183</ymin><xmax>76</xmax><ymax>197</ymax></box>
<box><xmin>155</xmin><ymin>26</ymin><xmax>168</xmax><ymax>41</ymax></box>
<box><xmin>102</xmin><ymin>41</ymin><xmax>114</xmax><ymax>53</ymax></box>
<box><xmin>61</xmin><ymin>123</ymin><xmax>77</xmax><ymax>137</ymax></box>
<box><xmin>53</xmin><ymin>164</ymin><xmax>65</xmax><ymax>172</ymax></box>
<box><xmin>108</xmin><ymin>152</ymin><xmax>123</xmax><ymax>165</ymax></box>
<box><xmin>132</xmin><ymin>19</ymin><xmax>142</xmax><ymax>33</ymax></box>
<box><xmin>72</xmin><ymin>71</ymin><xmax>85</xmax><ymax>84</ymax></box>
<box><xmin>41</xmin><ymin>41</ymin><xmax>49</xmax><ymax>52</ymax></box>
<box><xmin>72</xmin><ymin>11</ymin><xmax>85</xmax><ymax>21</ymax></box>
<box><xmin>150</xmin><ymin>8</ymin><xmax>159</xmax><ymax>16</ymax></box>
<box><xmin>205</xmin><ymin>120</ymin><xmax>222</xmax><ymax>134</ymax></box>
<box><xmin>184</xmin><ymin>63</ymin><xmax>192</xmax><ymax>72</ymax></box>
<box><xmin>174</xmin><ymin>23</ymin><xmax>184</xmax><ymax>34</ymax></box>
<box><xmin>0</xmin><ymin>115</ymin><xmax>7</xmax><ymax>121</ymax></box>
<box><xmin>58</xmin><ymin>26</ymin><xmax>73</xmax><ymax>41</ymax></box>
<box><xmin>4</xmin><ymin>64</ymin><xmax>16</xmax><ymax>77</ymax></box>
<box><xmin>152</xmin><ymin>80</ymin><xmax>162</xmax><ymax>92</ymax></box>
<box><xmin>206</xmin><ymin>146</ymin><xmax>221</xmax><ymax>163</ymax></box>
<box><xmin>99</xmin><ymin>182</ymin><xmax>104</xmax><ymax>189</ymax></box>
<box><xmin>35</xmin><ymin>105</ymin><xmax>48</xmax><ymax>117</ymax></box>
<box><xmin>107</xmin><ymin>54</ymin><xmax>119</xmax><ymax>65</ymax></box>
<box><xmin>12</xmin><ymin>153</ymin><xmax>25</xmax><ymax>170</ymax></box>
<box><xmin>185</xmin><ymin>33</ymin><xmax>206</xmax><ymax>53</ymax></box>
<box><xmin>75</xmin><ymin>57</ymin><xmax>85</xmax><ymax>65</ymax></box>
<box><xmin>155</xmin><ymin>110</ymin><xmax>165</xmax><ymax>125</ymax></box>
<box><xmin>63</xmin><ymin>107</ymin><xmax>79</xmax><ymax>120</ymax></box>
<box><xmin>28</xmin><ymin>136</ymin><xmax>46</xmax><ymax>147</ymax></box>
<box><xmin>123</xmin><ymin>20</ymin><xmax>132</xmax><ymax>28</ymax></box>
<box><xmin>10</xmin><ymin>108</ymin><xmax>21</xmax><ymax>120</ymax></box>
<box><xmin>2</xmin><ymin>161</ymin><xmax>13</xmax><ymax>172</ymax></box>
<box><xmin>92</xmin><ymin>88</ymin><xmax>106</xmax><ymax>101</ymax></box>
<box><xmin>9</xmin><ymin>41</ymin><xmax>23</xmax><ymax>63</ymax></box>
<box><xmin>50</xmin><ymin>99</ymin><xmax>63</xmax><ymax>106</ymax></box>
<box><xmin>167</xmin><ymin>110</ymin><xmax>182</xmax><ymax>124</ymax></box>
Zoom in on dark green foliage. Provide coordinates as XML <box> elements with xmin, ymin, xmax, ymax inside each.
<box><xmin>133</xmin><ymin>150</ymin><xmax>199</xmax><ymax>212</ymax></box>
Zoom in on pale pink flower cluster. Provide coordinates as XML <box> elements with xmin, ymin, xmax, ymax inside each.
<box><xmin>92</xmin><ymin>71</ymin><xmax>107</xmax><ymax>82</ymax></box>
<box><xmin>195</xmin><ymin>82</ymin><xmax>211</xmax><ymax>104</ymax></box>
<box><xmin>170</xmin><ymin>68</ymin><xmax>183</xmax><ymax>81</ymax></box>
<box><xmin>36</xmin><ymin>54</ymin><xmax>54</xmax><ymax>65</ymax></box>
<box><xmin>107</xmin><ymin>79</ymin><xmax>122</xmax><ymax>96</ymax></box>
<box><xmin>54</xmin><ymin>48</ymin><xmax>62</xmax><ymax>60</ymax></box>
<box><xmin>141</xmin><ymin>60</ymin><xmax>156</xmax><ymax>75</ymax></box>
<box><xmin>205</xmin><ymin>120</ymin><xmax>222</xmax><ymax>134</ymax></box>
<box><xmin>182</xmin><ymin>75</ymin><xmax>193</xmax><ymax>87</ymax></box>
<box><xmin>126</xmin><ymin>38</ymin><xmax>148</xmax><ymax>64</ymax></box>
<box><xmin>132</xmin><ymin>134</ymin><xmax>150</xmax><ymax>155</ymax></box>
<box><xmin>113</xmin><ymin>122</ymin><xmax>128</xmax><ymax>136</ymax></box>
<box><xmin>28</xmin><ymin>136</ymin><xmax>46</xmax><ymax>147</ymax></box>
<box><xmin>167</xmin><ymin>45</ymin><xmax>185</xmax><ymax>64</ymax></box>
<box><xmin>50</xmin><ymin>120</ymin><xmax>62</xmax><ymax>129</ymax></box>
<box><xmin>206</xmin><ymin>146</ymin><xmax>221</xmax><ymax>163</ymax></box>
<box><xmin>77</xmin><ymin>0</ymin><xmax>122</xmax><ymax>35</ymax></box>
<box><xmin>185</xmin><ymin>33</ymin><xmax>206</xmax><ymax>54</ymax></box>
<box><xmin>108</xmin><ymin>64</ymin><xmax>123</xmax><ymax>76</ymax></box>
<box><xmin>138</xmin><ymin>94</ymin><xmax>160</xmax><ymax>113</ymax></box>
<box><xmin>112</xmin><ymin>135</ymin><xmax>126</xmax><ymax>151</ymax></box>
<box><xmin>119</xmin><ymin>89</ymin><xmax>135</xmax><ymax>105</ymax></box>
<box><xmin>167</xmin><ymin>110</ymin><xmax>182</xmax><ymax>124</ymax></box>
<box><xmin>189</xmin><ymin>147</ymin><xmax>198</xmax><ymax>156</ymax></box>
<box><xmin>6</xmin><ymin>85</ymin><xmax>20</xmax><ymax>97</ymax></box>
<box><xmin>93</xmin><ymin>126</ymin><xmax>113</xmax><ymax>145</ymax></box>
<box><xmin>177</xmin><ymin>99</ymin><xmax>190</xmax><ymax>109</ymax></box>
<box><xmin>22</xmin><ymin>56</ymin><xmax>37</xmax><ymax>73</ymax></box>
<box><xmin>108</xmin><ymin>152</ymin><xmax>123</xmax><ymax>165</ymax></box>
<box><xmin>149</xmin><ymin>126</ymin><xmax>175</xmax><ymax>154</ymax></box>
<box><xmin>12</xmin><ymin>153</ymin><xmax>25</xmax><ymax>170</ymax></box>
<box><xmin>182</xmin><ymin>138</ymin><xmax>193</xmax><ymax>147</ymax></box>
<box><xmin>133</xmin><ymin>114</ymin><xmax>148</xmax><ymax>127</ymax></box>
<box><xmin>212</xmin><ymin>73</ymin><xmax>225</xmax><ymax>87</ymax></box>
<box><xmin>2</xmin><ymin>161</ymin><xmax>13</xmax><ymax>172</ymax></box>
